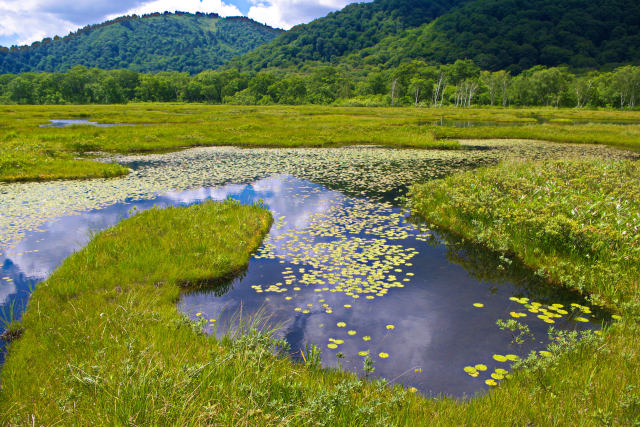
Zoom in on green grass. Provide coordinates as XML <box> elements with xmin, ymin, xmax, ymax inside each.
<box><xmin>408</xmin><ymin>159</ymin><xmax>640</xmax><ymax>424</ymax></box>
<box><xmin>0</xmin><ymin>145</ymin><xmax>129</xmax><ymax>182</ymax></box>
<box><xmin>1</xmin><ymin>104</ymin><xmax>639</xmax><ymax>183</ymax></box>
<box><xmin>431</xmin><ymin>123</ymin><xmax>640</xmax><ymax>151</ymax></box>
<box><xmin>410</xmin><ymin>160</ymin><xmax>640</xmax><ymax>306</ymax></box>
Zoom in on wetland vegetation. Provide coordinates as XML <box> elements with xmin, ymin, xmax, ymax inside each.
<box><xmin>1</xmin><ymin>126</ymin><xmax>639</xmax><ymax>423</ymax></box>
<box><xmin>1</xmin><ymin>104</ymin><xmax>640</xmax><ymax>183</ymax></box>
<box><xmin>410</xmin><ymin>159</ymin><xmax>640</xmax><ymax>424</ymax></box>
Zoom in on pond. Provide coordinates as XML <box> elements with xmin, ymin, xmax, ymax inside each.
<box><xmin>1</xmin><ymin>141</ymin><xmax>637</xmax><ymax>397</ymax></box>
<box><xmin>39</xmin><ymin>119</ymin><xmax>125</xmax><ymax>127</ymax></box>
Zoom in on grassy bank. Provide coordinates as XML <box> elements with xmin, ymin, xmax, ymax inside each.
<box><xmin>409</xmin><ymin>159</ymin><xmax>640</xmax><ymax>424</ymax></box>
<box><xmin>1</xmin><ymin>104</ymin><xmax>639</xmax><ymax>182</ymax></box>
<box><xmin>0</xmin><ymin>200</ymin><xmax>274</xmax><ymax>422</ymax></box>
<box><xmin>432</xmin><ymin>123</ymin><xmax>640</xmax><ymax>151</ymax></box>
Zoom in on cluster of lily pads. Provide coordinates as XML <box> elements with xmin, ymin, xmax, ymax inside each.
<box><xmin>507</xmin><ymin>297</ymin><xmax>592</xmax><ymax>323</ymax></box>
<box><xmin>463</xmin><ymin>364</ymin><xmax>511</xmax><ymax>386</ymax></box>
<box><xmin>464</xmin><ymin>290</ymin><xmax>618</xmax><ymax>388</ymax></box>
<box><xmin>252</xmin><ymin>194</ymin><xmax>421</xmax><ymax>362</ymax></box>
<box><xmin>1</xmin><ymin>140</ymin><xmax>637</xmax><ymax>252</ymax></box>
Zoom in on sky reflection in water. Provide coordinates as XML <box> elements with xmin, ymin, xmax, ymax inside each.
<box><xmin>1</xmin><ymin>174</ymin><xmax>602</xmax><ymax>397</ymax></box>
<box><xmin>178</xmin><ymin>175</ymin><xmax>601</xmax><ymax>397</ymax></box>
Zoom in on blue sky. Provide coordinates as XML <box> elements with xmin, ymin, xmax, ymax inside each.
<box><xmin>0</xmin><ymin>0</ymin><xmax>363</xmax><ymax>47</ymax></box>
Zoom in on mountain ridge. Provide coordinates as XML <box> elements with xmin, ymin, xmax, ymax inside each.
<box><xmin>340</xmin><ymin>0</ymin><xmax>640</xmax><ymax>73</ymax></box>
<box><xmin>228</xmin><ymin>0</ymin><xmax>472</xmax><ymax>70</ymax></box>
<box><xmin>1</xmin><ymin>0</ymin><xmax>639</xmax><ymax>76</ymax></box>
<box><xmin>0</xmin><ymin>12</ymin><xmax>283</xmax><ymax>74</ymax></box>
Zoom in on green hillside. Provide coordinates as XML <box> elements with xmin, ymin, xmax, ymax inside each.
<box><xmin>0</xmin><ymin>13</ymin><xmax>282</xmax><ymax>74</ymax></box>
<box><xmin>232</xmin><ymin>0</ymin><xmax>640</xmax><ymax>73</ymax></box>
<box><xmin>346</xmin><ymin>0</ymin><xmax>640</xmax><ymax>73</ymax></box>
<box><xmin>229</xmin><ymin>0</ymin><xmax>471</xmax><ymax>70</ymax></box>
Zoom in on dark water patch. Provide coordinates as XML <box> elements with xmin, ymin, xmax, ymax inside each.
<box><xmin>178</xmin><ymin>176</ymin><xmax>606</xmax><ymax>397</ymax></box>
<box><xmin>40</xmin><ymin>119</ymin><xmax>127</xmax><ymax>128</ymax></box>
<box><xmin>417</xmin><ymin>224</ymin><xmax>609</xmax><ymax>320</ymax></box>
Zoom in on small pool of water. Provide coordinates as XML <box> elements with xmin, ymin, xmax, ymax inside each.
<box><xmin>0</xmin><ymin>174</ymin><xmax>607</xmax><ymax>397</ymax></box>
<box><xmin>179</xmin><ymin>176</ymin><xmax>605</xmax><ymax>397</ymax></box>
<box><xmin>40</xmin><ymin>119</ymin><xmax>125</xmax><ymax>128</ymax></box>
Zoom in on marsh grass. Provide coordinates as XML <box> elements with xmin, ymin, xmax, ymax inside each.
<box><xmin>431</xmin><ymin>123</ymin><xmax>640</xmax><ymax>151</ymax></box>
<box><xmin>410</xmin><ymin>159</ymin><xmax>640</xmax><ymax>305</ymax></box>
<box><xmin>409</xmin><ymin>159</ymin><xmax>640</xmax><ymax>424</ymax></box>
<box><xmin>2</xmin><ymin>107</ymin><xmax>640</xmax><ymax>424</ymax></box>
<box><xmin>1</xmin><ymin>104</ymin><xmax>639</xmax><ymax>182</ymax></box>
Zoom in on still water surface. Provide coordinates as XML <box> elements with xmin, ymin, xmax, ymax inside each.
<box><xmin>0</xmin><ymin>176</ymin><xmax>604</xmax><ymax>397</ymax></box>
<box><xmin>39</xmin><ymin>119</ymin><xmax>125</xmax><ymax>127</ymax></box>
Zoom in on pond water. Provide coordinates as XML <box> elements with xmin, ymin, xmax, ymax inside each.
<box><xmin>40</xmin><ymin>119</ymin><xmax>125</xmax><ymax>128</ymax></box>
<box><xmin>1</xmin><ymin>141</ymin><xmax>636</xmax><ymax>396</ymax></box>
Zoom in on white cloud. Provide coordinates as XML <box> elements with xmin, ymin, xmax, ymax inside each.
<box><xmin>0</xmin><ymin>280</ymin><xmax>16</xmax><ymax>306</ymax></box>
<box><xmin>0</xmin><ymin>0</ymin><xmax>156</xmax><ymax>45</ymax></box>
<box><xmin>0</xmin><ymin>3</ymin><xmax>76</xmax><ymax>45</ymax></box>
<box><xmin>247</xmin><ymin>0</ymin><xmax>359</xmax><ymax>30</ymax></box>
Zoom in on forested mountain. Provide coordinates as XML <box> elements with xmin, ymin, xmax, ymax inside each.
<box><xmin>2</xmin><ymin>0</ymin><xmax>637</xmax><ymax>76</ymax></box>
<box><xmin>229</xmin><ymin>0</ymin><xmax>472</xmax><ymax>70</ymax></box>
<box><xmin>0</xmin><ymin>13</ymin><xmax>282</xmax><ymax>74</ymax></box>
<box><xmin>232</xmin><ymin>0</ymin><xmax>640</xmax><ymax>73</ymax></box>
<box><xmin>345</xmin><ymin>0</ymin><xmax>640</xmax><ymax>73</ymax></box>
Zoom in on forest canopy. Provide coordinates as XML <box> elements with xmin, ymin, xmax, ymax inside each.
<box><xmin>232</xmin><ymin>0</ymin><xmax>640</xmax><ymax>73</ymax></box>
<box><xmin>1</xmin><ymin>61</ymin><xmax>638</xmax><ymax>109</ymax></box>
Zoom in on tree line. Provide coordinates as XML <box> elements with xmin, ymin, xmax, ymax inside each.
<box><xmin>1</xmin><ymin>60</ymin><xmax>639</xmax><ymax>109</ymax></box>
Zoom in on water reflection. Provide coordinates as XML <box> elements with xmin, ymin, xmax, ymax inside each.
<box><xmin>39</xmin><ymin>119</ymin><xmax>126</xmax><ymax>127</ymax></box>
<box><xmin>0</xmin><ymin>175</ymin><xmax>604</xmax><ymax>397</ymax></box>
<box><xmin>178</xmin><ymin>176</ymin><xmax>603</xmax><ymax>397</ymax></box>
<box><xmin>0</xmin><ymin>182</ymin><xmax>247</xmax><ymax>361</ymax></box>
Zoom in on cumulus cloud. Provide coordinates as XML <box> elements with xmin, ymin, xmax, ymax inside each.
<box><xmin>247</xmin><ymin>0</ymin><xmax>359</xmax><ymax>30</ymax></box>
<box><xmin>0</xmin><ymin>0</ymin><xmax>153</xmax><ymax>45</ymax></box>
<box><xmin>0</xmin><ymin>3</ymin><xmax>76</xmax><ymax>46</ymax></box>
